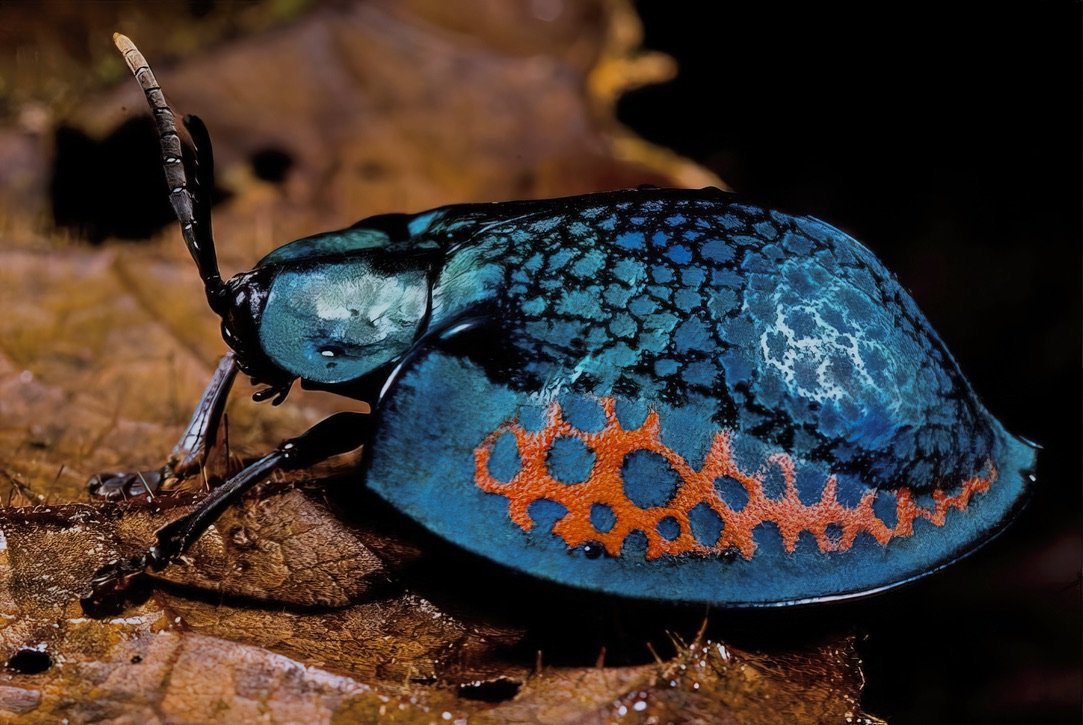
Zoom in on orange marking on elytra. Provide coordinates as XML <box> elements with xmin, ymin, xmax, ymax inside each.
<box><xmin>473</xmin><ymin>398</ymin><xmax>997</xmax><ymax>560</ymax></box>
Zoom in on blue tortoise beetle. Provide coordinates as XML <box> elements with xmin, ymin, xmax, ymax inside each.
<box><xmin>82</xmin><ymin>35</ymin><xmax>1037</xmax><ymax>612</ymax></box>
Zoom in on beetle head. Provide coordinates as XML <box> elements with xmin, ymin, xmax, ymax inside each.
<box><xmin>114</xmin><ymin>35</ymin><xmax>434</xmax><ymax>404</ymax></box>
<box><xmin>253</xmin><ymin>252</ymin><xmax>432</xmax><ymax>389</ymax></box>
<box><xmin>214</xmin><ymin>251</ymin><xmax>433</xmax><ymax>402</ymax></box>
<box><xmin>219</xmin><ymin>268</ymin><xmax>297</xmax><ymax>404</ymax></box>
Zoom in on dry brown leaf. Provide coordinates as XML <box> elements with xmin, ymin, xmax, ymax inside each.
<box><xmin>0</xmin><ymin>497</ymin><xmax>881</xmax><ymax>723</ymax></box>
<box><xmin>476</xmin><ymin>637</ymin><xmax>880</xmax><ymax>725</ymax></box>
<box><xmin>0</xmin><ymin>1</ymin><xmax>881</xmax><ymax>722</ymax></box>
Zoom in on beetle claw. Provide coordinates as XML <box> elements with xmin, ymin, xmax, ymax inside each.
<box><xmin>80</xmin><ymin>526</ymin><xmax>180</xmax><ymax>616</ymax></box>
<box><xmin>87</xmin><ymin>469</ymin><xmax>165</xmax><ymax>501</ymax></box>
<box><xmin>80</xmin><ymin>554</ymin><xmax>153</xmax><ymax>616</ymax></box>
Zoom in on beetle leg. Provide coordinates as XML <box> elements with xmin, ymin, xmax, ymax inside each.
<box><xmin>81</xmin><ymin>411</ymin><xmax>371</xmax><ymax>613</ymax></box>
<box><xmin>88</xmin><ymin>353</ymin><xmax>238</xmax><ymax>500</ymax></box>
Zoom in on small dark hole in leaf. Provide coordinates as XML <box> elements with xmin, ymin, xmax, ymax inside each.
<box><xmin>251</xmin><ymin>147</ymin><xmax>294</xmax><ymax>183</ymax></box>
<box><xmin>6</xmin><ymin>648</ymin><xmax>52</xmax><ymax>674</ymax></box>
<box><xmin>456</xmin><ymin>677</ymin><xmax>521</xmax><ymax>703</ymax></box>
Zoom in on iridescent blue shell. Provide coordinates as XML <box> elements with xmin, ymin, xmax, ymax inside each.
<box><xmin>259</xmin><ymin>187</ymin><xmax>1035</xmax><ymax>606</ymax></box>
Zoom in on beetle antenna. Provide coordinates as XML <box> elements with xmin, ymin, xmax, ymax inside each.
<box><xmin>112</xmin><ymin>33</ymin><xmax>227</xmax><ymax>314</ymax></box>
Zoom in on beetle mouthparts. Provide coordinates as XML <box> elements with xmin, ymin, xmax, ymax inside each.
<box><xmin>252</xmin><ymin>381</ymin><xmax>292</xmax><ymax>406</ymax></box>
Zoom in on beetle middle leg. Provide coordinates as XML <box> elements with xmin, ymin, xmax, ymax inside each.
<box><xmin>81</xmin><ymin>411</ymin><xmax>372</xmax><ymax>613</ymax></box>
<box><xmin>88</xmin><ymin>353</ymin><xmax>238</xmax><ymax>500</ymax></box>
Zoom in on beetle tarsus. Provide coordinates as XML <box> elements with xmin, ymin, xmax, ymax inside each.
<box><xmin>88</xmin><ymin>469</ymin><xmax>166</xmax><ymax>501</ymax></box>
<box><xmin>81</xmin><ymin>508</ymin><xmax>207</xmax><ymax>615</ymax></box>
<box><xmin>81</xmin><ymin>553</ymin><xmax>154</xmax><ymax>616</ymax></box>
<box><xmin>82</xmin><ymin>412</ymin><xmax>372</xmax><ymax>614</ymax></box>
<box><xmin>87</xmin><ymin>354</ymin><xmax>237</xmax><ymax>502</ymax></box>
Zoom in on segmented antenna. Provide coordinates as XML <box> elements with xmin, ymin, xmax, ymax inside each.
<box><xmin>112</xmin><ymin>33</ymin><xmax>226</xmax><ymax>313</ymax></box>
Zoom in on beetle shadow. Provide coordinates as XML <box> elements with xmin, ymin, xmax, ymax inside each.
<box><xmin>323</xmin><ymin>481</ymin><xmax>922</xmax><ymax>668</ymax></box>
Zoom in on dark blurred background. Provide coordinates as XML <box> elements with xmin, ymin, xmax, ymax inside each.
<box><xmin>621</xmin><ymin>2</ymin><xmax>1080</xmax><ymax>722</ymax></box>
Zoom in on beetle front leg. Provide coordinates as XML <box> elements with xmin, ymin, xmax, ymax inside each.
<box><xmin>88</xmin><ymin>353</ymin><xmax>238</xmax><ymax>500</ymax></box>
<box><xmin>81</xmin><ymin>411</ymin><xmax>372</xmax><ymax>613</ymax></box>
